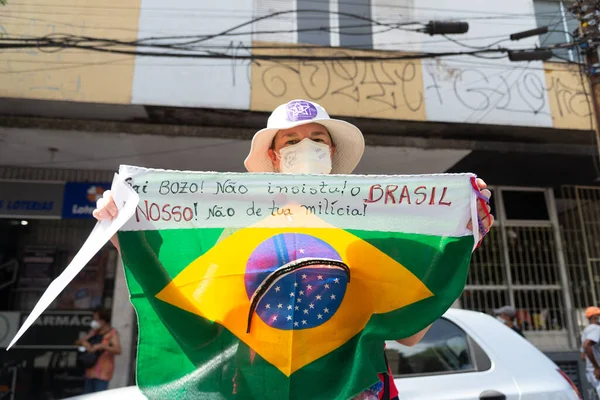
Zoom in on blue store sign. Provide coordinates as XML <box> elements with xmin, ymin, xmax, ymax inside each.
<box><xmin>62</xmin><ymin>182</ymin><xmax>111</xmax><ymax>219</ymax></box>
<box><xmin>0</xmin><ymin>181</ymin><xmax>64</xmax><ymax>218</ymax></box>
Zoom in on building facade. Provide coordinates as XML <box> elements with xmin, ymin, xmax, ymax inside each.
<box><xmin>0</xmin><ymin>0</ymin><xmax>598</xmax><ymax>398</ymax></box>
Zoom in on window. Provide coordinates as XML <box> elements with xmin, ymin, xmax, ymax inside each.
<box><xmin>533</xmin><ymin>0</ymin><xmax>579</xmax><ymax>62</ymax></box>
<box><xmin>502</xmin><ymin>190</ymin><xmax>550</xmax><ymax>221</ymax></box>
<box><xmin>384</xmin><ymin>318</ymin><xmax>479</xmax><ymax>377</ymax></box>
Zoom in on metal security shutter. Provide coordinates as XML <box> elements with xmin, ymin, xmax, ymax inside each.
<box><xmin>556</xmin><ymin>360</ymin><xmax>581</xmax><ymax>391</ymax></box>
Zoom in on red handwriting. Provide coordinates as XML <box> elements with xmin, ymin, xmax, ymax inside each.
<box><xmin>135</xmin><ymin>200</ymin><xmax>195</xmax><ymax>222</ymax></box>
<box><xmin>364</xmin><ymin>185</ymin><xmax>452</xmax><ymax>206</ymax></box>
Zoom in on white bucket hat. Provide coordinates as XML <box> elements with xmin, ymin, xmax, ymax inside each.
<box><xmin>244</xmin><ymin>99</ymin><xmax>365</xmax><ymax>174</ymax></box>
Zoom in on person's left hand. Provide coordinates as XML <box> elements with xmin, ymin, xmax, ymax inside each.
<box><xmin>466</xmin><ymin>178</ymin><xmax>494</xmax><ymax>234</ymax></box>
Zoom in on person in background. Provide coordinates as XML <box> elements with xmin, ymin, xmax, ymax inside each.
<box><xmin>582</xmin><ymin>306</ymin><xmax>600</xmax><ymax>397</ymax></box>
<box><xmin>493</xmin><ymin>305</ymin><xmax>524</xmax><ymax>337</ymax></box>
<box><xmin>76</xmin><ymin>306</ymin><xmax>122</xmax><ymax>393</ymax></box>
<box><xmin>93</xmin><ymin>99</ymin><xmax>494</xmax><ymax>400</ymax></box>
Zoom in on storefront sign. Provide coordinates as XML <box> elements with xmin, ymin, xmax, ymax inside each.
<box><xmin>15</xmin><ymin>311</ymin><xmax>94</xmax><ymax>348</ymax></box>
<box><xmin>62</xmin><ymin>182</ymin><xmax>111</xmax><ymax>219</ymax></box>
<box><xmin>0</xmin><ymin>181</ymin><xmax>64</xmax><ymax>218</ymax></box>
<box><xmin>0</xmin><ymin>312</ymin><xmax>20</xmax><ymax>349</ymax></box>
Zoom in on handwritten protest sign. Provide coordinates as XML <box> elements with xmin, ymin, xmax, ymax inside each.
<box><xmin>117</xmin><ymin>166</ymin><xmax>480</xmax><ymax>400</ymax></box>
<box><xmin>9</xmin><ymin>166</ymin><xmax>481</xmax><ymax>400</ymax></box>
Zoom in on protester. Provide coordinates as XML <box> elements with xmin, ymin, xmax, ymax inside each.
<box><xmin>582</xmin><ymin>306</ymin><xmax>600</xmax><ymax>397</ymax></box>
<box><xmin>76</xmin><ymin>306</ymin><xmax>122</xmax><ymax>393</ymax></box>
<box><xmin>493</xmin><ymin>305</ymin><xmax>524</xmax><ymax>337</ymax></box>
<box><xmin>93</xmin><ymin>99</ymin><xmax>494</xmax><ymax>400</ymax></box>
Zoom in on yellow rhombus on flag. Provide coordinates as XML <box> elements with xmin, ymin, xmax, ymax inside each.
<box><xmin>156</xmin><ymin>204</ymin><xmax>433</xmax><ymax>376</ymax></box>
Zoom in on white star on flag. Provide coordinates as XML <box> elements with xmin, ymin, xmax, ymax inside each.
<box><xmin>275</xmin><ymin>286</ymin><xmax>281</xmax><ymax>292</ymax></box>
<box><xmin>330</xmin><ymin>294</ymin><xmax>336</xmax><ymax>300</ymax></box>
<box><xmin>307</xmin><ymin>285</ymin><xmax>312</xmax><ymax>290</ymax></box>
<box><xmin>272</xmin><ymin>315</ymin><xmax>277</xmax><ymax>321</ymax></box>
<box><xmin>302</xmin><ymin>320</ymin><xmax>307</xmax><ymax>325</ymax></box>
<box><xmin>302</xmin><ymin>274</ymin><xmax>307</xmax><ymax>279</ymax></box>
<box><xmin>265</xmin><ymin>304</ymin><xmax>271</xmax><ymax>309</ymax></box>
<box><xmin>295</xmin><ymin>306</ymin><xmax>300</xmax><ymax>311</ymax></box>
<box><xmin>299</xmin><ymin>290</ymin><xmax>304</xmax><ymax>296</ymax></box>
<box><xmin>317</xmin><ymin>314</ymin><xmax>323</xmax><ymax>320</ymax></box>
<box><xmin>290</xmin><ymin>292</ymin><xmax>295</xmax><ymax>297</ymax></box>
<box><xmin>287</xmin><ymin>305</ymin><xmax>293</xmax><ymax>310</ymax></box>
<box><xmin>325</xmin><ymin>284</ymin><xmax>330</xmax><ymax>289</ymax></box>
<box><xmin>324</xmin><ymin>308</ymin><xmax>329</xmax><ymax>313</ymax></box>
<box><xmin>294</xmin><ymin>321</ymin><xmax>299</xmax><ymax>327</ymax></box>
<box><xmin>316</xmin><ymin>295</ymin><xmax>322</xmax><ymax>300</ymax></box>
<box><xmin>297</xmin><ymin>298</ymin><xmax>302</xmax><ymax>303</ymax></box>
<box><xmin>277</xmin><ymin>303</ymin><xmax>283</xmax><ymax>309</ymax></box>
<box><xmin>309</xmin><ymin>303</ymin><xmax>314</xmax><ymax>309</ymax></box>
<box><xmin>334</xmin><ymin>278</ymin><xmax>339</xmax><ymax>284</ymax></box>
<box><xmin>299</xmin><ymin>248</ymin><xmax>305</xmax><ymax>254</ymax></box>
<box><xmin>303</xmin><ymin>309</ymin><xmax>309</xmax><ymax>314</ymax></box>
<box><xmin>317</xmin><ymin>275</ymin><xmax>323</xmax><ymax>280</ymax></box>
<box><xmin>294</xmin><ymin>282</ymin><xmax>298</xmax><ymax>287</ymax></box>
<box><xmin>287</xmin><ymin>315</ymin><xmax>292</xmax><ymax>321</ymax></box>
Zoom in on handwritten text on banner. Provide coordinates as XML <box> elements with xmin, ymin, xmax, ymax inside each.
<box><xmin>119</xmin><ymin>166</ymin><xmax>477</xmax><ymax>238</ymax></box>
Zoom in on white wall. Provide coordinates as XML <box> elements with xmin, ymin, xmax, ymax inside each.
<box><xmin>131</xmin><ymin>0</ymin><xmax>254</xmax><ymax>109</ymax></box>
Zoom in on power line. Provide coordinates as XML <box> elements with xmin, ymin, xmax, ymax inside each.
<box><xmin>0</xmin><ymin>53</ymin><xmax>582</xmax><ymax>72</ymax></box>
<box><xmin>3</xmin><ymin>8</ymin><xmax>573</xmax><ymax>30</ymax></box>
<box><xmin>466</xmin><ymin>8</ymin><xmax>567</xmax><ymax>124</ymax></box>
<box><xmin>4</xmin><ymin>1</ymin><xmax>581</xmax><ymax>20</ymax></box>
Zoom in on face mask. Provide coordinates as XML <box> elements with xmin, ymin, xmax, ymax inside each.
<box><xmin>277</xmin><ymin>138</ymin><xmax>332</xmax><ymax>174</ymax></box>
<box><xmin>90</xmin><ymin>320</ymin><xmax>101</xmax><ymax>330</ymax></box>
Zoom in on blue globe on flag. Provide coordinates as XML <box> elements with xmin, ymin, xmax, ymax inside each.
<box><xmin>244</xmin><ymin>233</ymin><xmax>349</xmax><ymax>330</ymax></box>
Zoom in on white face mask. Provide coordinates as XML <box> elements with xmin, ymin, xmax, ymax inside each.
<box><xmin>277</xmin><ymin>138</ymin><xmax>332</xmax><ymax>174</ymax></box>
<box><xmin>90</xmin><ymin>320</ymin><xmax>101</xmax><ymax>330</ymax></box>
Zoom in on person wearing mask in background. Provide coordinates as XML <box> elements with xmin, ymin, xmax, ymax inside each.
<box><xmin>93</xmin><ymin>99</ymin><xmax>494</xmax><ymax>400</ymax></box>
<box><xmin>582</xmin><ymin>306</ymin><xmax>600</xmax><ymax>397</ymax></box>
<box><xmin>76</xmin><ymin>306</ymin><xmax>122</xmax><ymax>394</ymax></box>
<box><xmin>493</xmin><ymin>305</ymin><xmax>524</xmax><ymax>337</ymax></box>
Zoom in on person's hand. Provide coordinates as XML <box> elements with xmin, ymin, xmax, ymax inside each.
<box><xmin>92</xmin><ymin>190</ymin><xmax>118</xmax><ymax>221</ymax></box>
<box><xmin>594</xmin><ymin>366</ymin><xmax>600</xmax><ymax>380</ymax></box>
<box><xmin>467</xmin><ymin>178</ymin><xmax>494</xmax><ymax>233</ymax></box>
<box><xmin>90</xmin><ymin>343</ymin><xmax>105</xmax><ymax>352</ymax></box>
<box><xmin>80</xmin><ymin>340</ymin><xmax>92</xmax><ymax>352</ymax></box>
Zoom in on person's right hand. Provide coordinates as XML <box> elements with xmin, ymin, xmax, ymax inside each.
<box><xmin>594</xmin><ymin>366</ymin><xmax>600</xmax><ymax>380</ymax></box>
<box><xmin>92</xmin><ymin>190</ymin><xmax>119</xmax><ymax>221</ymax></box>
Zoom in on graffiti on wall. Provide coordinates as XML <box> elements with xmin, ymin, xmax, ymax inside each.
<box><xmin>251</xmin><ymin>43</ymin><xmax>426</xmax><ymax>120</ymax></box>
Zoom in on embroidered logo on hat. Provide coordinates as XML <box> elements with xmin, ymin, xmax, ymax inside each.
<box><xmin>286</xmin><ymin>100</ymin><xmax>318</xmax><ymax>122</ymax></box>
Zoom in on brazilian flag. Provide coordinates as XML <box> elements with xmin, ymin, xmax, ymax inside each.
<box><xmin>118</xmin><ymin>166</ymin><xmax>479</xmax><ymax>400</ymax></box>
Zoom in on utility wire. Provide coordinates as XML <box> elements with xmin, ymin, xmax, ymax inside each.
<box><xmin>4</xmin><ymin>1</ymin><xmax>583</xmax><ymax>20</ymax></box>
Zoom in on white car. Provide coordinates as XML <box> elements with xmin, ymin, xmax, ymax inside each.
<box><xmin>387</xmin><ymin>308</ymin><xmax>581</xmax><ymax>400</ymax></box>
<box><xmin>64</xmin><ymin>309</ymin><xmax>582</xmax><ymax>400</ymax></box>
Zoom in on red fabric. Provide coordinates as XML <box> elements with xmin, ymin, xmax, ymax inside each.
<box><xmin>377</xmin><ymin>364</ymin><xmax>399</xmax><ymax>399</ymax></box>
